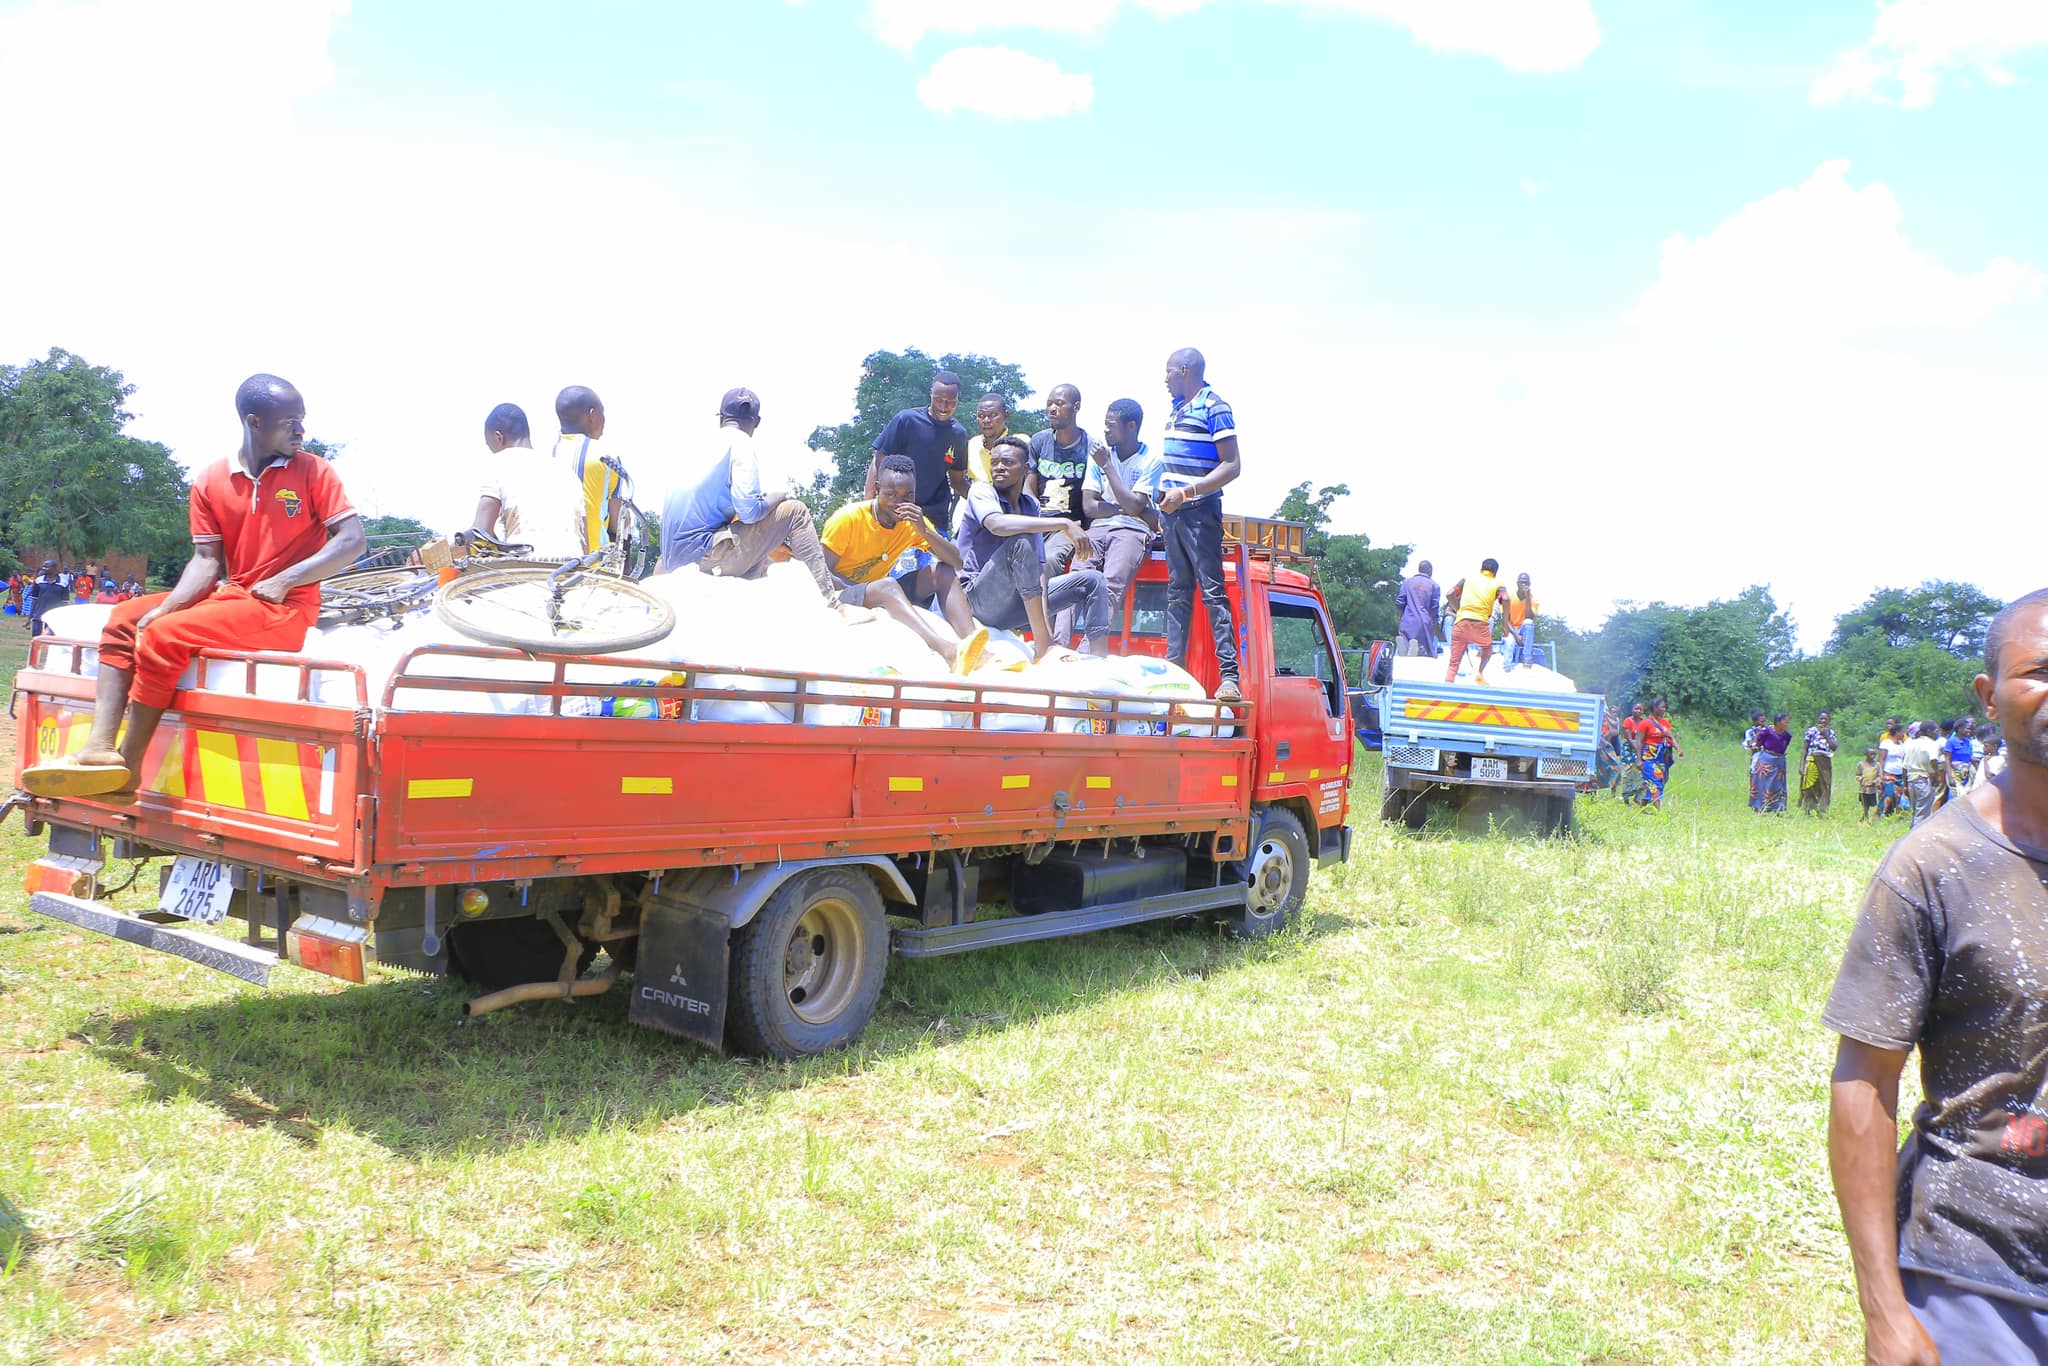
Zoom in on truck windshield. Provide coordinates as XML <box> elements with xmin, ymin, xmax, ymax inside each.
<box><xmin>1269</xmin><ymin>594</ymin><xmax>1342</xmax><ymax>717</ymax></box>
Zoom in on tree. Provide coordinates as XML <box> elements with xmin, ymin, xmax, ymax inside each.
<box><xmin>1826</xmin><ymin>581</ymin><xmax>2003</xmax><ymax>659</ymax></box>
<box><xmin>0</xmin><ymin>348</ymin><xmax>191</xmax><ymax>580</ymax></box>
<box><xmin>805</xmin><ymin>348</ymin><xmax>1048</xmax><ymax>514</ymax></box>
<box><xmin>1569</xmin><ymin>596</ymin><xmax>1769</xmax><ymax>723</ymax></box>
<box><xmin>1273</xmin><ymin>481</ymin><xmax>1412</xmax><ymax>649</ymax></box>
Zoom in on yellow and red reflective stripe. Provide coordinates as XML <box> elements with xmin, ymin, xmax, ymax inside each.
<box><xmin>1401</xmin><ymin>698</ymin><xmax>1581</xmax><ymax>732</ymax></box>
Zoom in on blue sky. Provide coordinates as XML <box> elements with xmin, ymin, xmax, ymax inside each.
<box><xmin>2</xmin><ymin>0</ymin><xmax>2042</xmax><ymax>650</ymax></box>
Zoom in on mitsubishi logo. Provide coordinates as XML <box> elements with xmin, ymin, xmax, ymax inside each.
<box><xmin>668</xmin><ymin>966</ymin><xmax>689</xmax><ymax>988</ymax></box>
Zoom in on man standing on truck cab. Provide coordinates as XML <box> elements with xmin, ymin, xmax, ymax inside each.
<box><xmin>470</xmin><ymin>403</ymin><xmax>587</xmax><ymax>559</ymax></box>
<box><xmin>1444</xmin><ymin>559</ymin><xmax>1508</xmax><ymax>684</ymax></box>
<box><xmin>1826</xmin><ymin>588</ymin><xmax>2048</xmax><ymax>1365</ymax></box>
<box><xmin>820</xmin><ymin>454</ymin><xmax>987</xmax><ymax>673</ymax></box>
<box><xmin>552</xmin><ymin>385</ymin><xmax>624</xmax><ymax>553</ymax></box>
<box><xmin>1395</xmin><ymin>560</ymin><xmax>1440</xmax><ymax>657</ymax></box>
<box><xmin>1080</xmin><ymin>398</ymin><xmax>1162</xmax><ymax>630</ymax></box>
<box><xmin>958</xmin><ymin>436</ymin><xmax>1111</xmax><ymax>660</ymax></box>
<box><xmin>21</xmin><ymin>375</ymin><xmax>366</xmax><ymax>799</ymax></box>
<box><xmin>1160</xmin><ymin>348</ymin><xmax>1242</xmax><ymax>700</ymax></box>
<box><xmin>659</xmin><ymin>388</ymin><xmax>836</xmax><ymax>600</ymax></box>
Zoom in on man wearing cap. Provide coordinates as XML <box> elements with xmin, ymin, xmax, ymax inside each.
<box><xmin>658</xmin><ymin>388</ymin><xmax>835</xmax><ymax>601</ymax></box>
<box><xmin>23</xmin><ymin>560</ymin><xmax>65</xmax><ymax>636</ymax></box>
<box><xmin>22</xmin><ymin>374</ymin><xmax>365</xmax><ymax>798</ymax></box>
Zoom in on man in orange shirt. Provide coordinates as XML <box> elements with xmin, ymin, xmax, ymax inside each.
<box><xmin>22</xmin><ymin>375</ymin><xmax>365</xmax><ymax>798</ymax></box>
<box><xmin>1504</xmin><ymin>572</ymin><xmax>1540</xmax><ymax>672</ymax></box>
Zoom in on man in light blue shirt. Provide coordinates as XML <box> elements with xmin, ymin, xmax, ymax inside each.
<box><xmin>1077</xmin><ymin>396</ymin><xmax>1162</xmax><ymax>632</ymax></box>
<box><xmin>659</xmin><ymin>388</ymin><xmax>835</xmax><ymax>601</ymax></box>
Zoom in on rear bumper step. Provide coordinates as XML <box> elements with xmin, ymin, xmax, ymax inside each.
<box><xmin>27</xmin><ymin>892</ymin><xmax>276</xmax><ymax>987</ymax></box>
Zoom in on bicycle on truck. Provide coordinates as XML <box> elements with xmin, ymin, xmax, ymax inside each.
<box><xmin>316</xmin><ymin>452</ymin><xmax>670</xmax><ymax>653</ymax></box>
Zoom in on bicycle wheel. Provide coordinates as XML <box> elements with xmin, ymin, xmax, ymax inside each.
<box><xmin>433</xmin><ymin>567</ymin><xmax>676</xmax><ymax>654</ymax></box>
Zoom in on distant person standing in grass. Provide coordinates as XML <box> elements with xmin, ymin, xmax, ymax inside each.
<box><xmin>1631</xmin><ymin>699</ymin><xmax>1683</xmax><ymax>809</ymax></box>
<box><xmin>1946</xmin><ymin>717</ymin><xmax>1977</xmax><ymax>798</ymax></box>
<box><xmin>1744</xmin><ymin>709</ymin><xmax>1768</xmax><ymax>811</ymax></box>
<box><xmin>1801</xmin><ymin>709</ymin><xmax>1840</xmax><ymax>815</ymax></box>
<box><xmin>1856</xmin><ymin>748</ymin><xmax>1882</xmax><ymax>823</ymax></box>
<box><xmin>1395</xmin><ymin>559</ymin><xmax>1440</xmax><ymax>657</ymax></box>
<box><xmin>1753</xmin><ymin>713</ymin><xmax>1791</xmax><ymax>814</ymax></box>
<box><xmin>1826</xmin><ymin>587</ymin><xmax>2048</xmax><ymax>1366</ymax></box>
<box><xmin>1879</xmin><ymin>720</ymin><xmax>1909</xmax><ymax>817</ymax></box>
<box><xmin>1903</xmin><ymin>720</ymin><xmax>1947</xmax><ymax>828</ymax></box>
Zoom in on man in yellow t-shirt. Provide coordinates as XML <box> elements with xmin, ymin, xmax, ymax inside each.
<box><xmin>1504</xmin><ymin>572</ymin><xmax>1541</xmax><ymax>671</ymax></box>
<box><xmin>822</xmin><ymin>455</ymin><xmax>987</xmax><ymax>674</ymax></box>
<box><xmin>551</xmin><ymin>385</ymin><xmax>624</xmax><ymax>553</ymax></box>
<box><xmin>1445</xmin><ymin>558</ymin><xmax>1509</xmax><ymax>683</ymax></box>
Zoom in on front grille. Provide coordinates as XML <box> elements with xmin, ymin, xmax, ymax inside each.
<box><xmin>1386</xmin><ymin>745</ymin><xmax>1440</xmax><ymax>770</ymax></box>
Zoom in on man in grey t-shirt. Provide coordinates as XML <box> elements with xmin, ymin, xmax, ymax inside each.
<box><xmin>1826</xmin><ymin>587</ymin><xmax>2048</xmax><ymax>1365</ymax></box>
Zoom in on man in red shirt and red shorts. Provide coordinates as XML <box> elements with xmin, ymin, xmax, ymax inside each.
<box><xmin>22</xmin><ymin>374</ymin><xmax>365</xmax><ymax>798</ymax></box>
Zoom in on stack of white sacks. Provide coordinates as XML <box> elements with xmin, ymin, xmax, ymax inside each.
<box><xmin>32</xmin><ymin>564</ymin><xmax>1232</xmax><ymax>735</ymax></box>
<box><xmin>1404</xmin><ymin>647</ymin><xmax>1580</xmax><ymax>693</ymax></box>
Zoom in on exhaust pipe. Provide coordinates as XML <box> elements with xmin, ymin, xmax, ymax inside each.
<box><xmin>462</xmin><ymin>964</ymin><xmax>621</xmax><ymax>1019</ymax></box>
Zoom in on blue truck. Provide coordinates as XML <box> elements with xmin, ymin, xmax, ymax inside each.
<box><xmin>1352</xmin><ymin>655</ymin><xmax>1603</xmax><ymax>836</ymax></box>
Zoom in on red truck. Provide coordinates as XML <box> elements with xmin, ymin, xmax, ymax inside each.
<box><xmin>7</xmin><ymin>517</ymin><xmax>1354</xmax><ymax>1058</ymax></box>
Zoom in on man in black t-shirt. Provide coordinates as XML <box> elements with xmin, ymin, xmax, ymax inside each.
<box><xmin>866</xmin><ymin>370</ymin><xmax>971</xmax><ymax>532</ymax></box>
<box><xmin>1826</xmin><ymin>587</ymin><xmax>2048</xmax><ymax>1365</ymax></box>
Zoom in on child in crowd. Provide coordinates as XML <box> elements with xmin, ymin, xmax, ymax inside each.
<box><xmin>1854</xmin><ymin>747</ymin><xmax>1881</xmax><ymax>823</ymax></box>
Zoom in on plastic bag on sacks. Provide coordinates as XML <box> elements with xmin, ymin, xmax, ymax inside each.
<box><xmin>693</xmin><ymin>672</ymin><xmax>797</xmax><ymax>724</ymax></box>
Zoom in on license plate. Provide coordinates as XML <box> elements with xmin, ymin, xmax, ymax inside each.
<box><xmin>1471</xmin><ymin>757</ymin><xmax>1509</xmax><ymax>782</ymax></box>
<box><xmin>160</xmin><ymin>857</ymin><xmax>233</xmax><ymax>925</ymax></box>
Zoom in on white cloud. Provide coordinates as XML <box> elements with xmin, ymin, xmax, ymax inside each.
<box><xmin>1630</xmin><ymin>159</ymin><xmax>2042</xmax><ymax>345</ymax></box>
<box><xmin>869</xmin><ymin>0</ymin><xmax>1120</xmax><ymax>50</ymax></box>
<box><xmin>915</xmin><ymin>47</ymin><xmax>1096</xmax><ymax>117</ymax></box>
<box><xmin>1813</xmin><ymin>0</ymin><xmax>2048</xmax><ymax>108</ymax></box>
<box><xmin>869</xmin><ymin>0</ymin><xmax>1599</xmax><ymax>73</ymax></box>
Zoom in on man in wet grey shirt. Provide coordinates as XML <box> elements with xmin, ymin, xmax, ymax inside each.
<box><xmin>1826</xmin><ymin>586</ymin><xmax>2048</xmax><ymax>1365</ymax></box>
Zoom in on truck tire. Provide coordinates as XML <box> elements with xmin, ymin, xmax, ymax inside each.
<box><xmin>726</xmin><ymin>868</ymin><xmax>887</xmax><ymax>1060</ymax></box>
<box><xmin>1545</xmin><ymin>794</ymin><xmax>1576</xmax><ymax>838</ymax></box>
<box><xmin>1380</xmin><ymin>773</ymin><xmax>1429</xmax><ymax>830</ymax></box>
<box><xmin>1223</xmin><ymin>806</ymin><xmax>1310</xmax><ymax>940</ymax></box>
<box><xmin>446</xmin><ymin>916</ymin><xmax>597</xmax><ymax>993</ymax></box>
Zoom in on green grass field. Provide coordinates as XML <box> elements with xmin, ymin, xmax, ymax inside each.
<box><xmin>0</xmin><ymin>664</ymin><xmax>1911</xmax><ymax>1363</ymax></box>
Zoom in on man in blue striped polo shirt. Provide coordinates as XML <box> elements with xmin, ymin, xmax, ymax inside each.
<box><xmin>1159</xmin><ymin>348</ymin><xmax>1242</xmax><ymax>699</ymax></box>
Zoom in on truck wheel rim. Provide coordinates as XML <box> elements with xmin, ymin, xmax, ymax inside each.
<box><xmin>1245</xmin><ymin>836</ymin><xmax>1294</xmax><ymax>916</ymax></box>
<box><xmin>784</xmin><ymin>895</ymin><xmax>865</xmax><ymax>1025</ymax></box>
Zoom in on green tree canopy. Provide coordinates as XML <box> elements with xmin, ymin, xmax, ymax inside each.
<box><xmin>804</xmin><ymin>348</ymin><xmax>1048</xmax><ymax>513</ymax></box>
<box><xmin>1825</xmin><ymin>581</ymin><xmax>2003</xmax><ymax>660</ymax></box>
<box><xmin>0</xmin><ymin>348</ymin><xmax>191</xmax><ymax>581</ymax></box>
<box><xmin>1273</xmin><ymin>481</ymin><xmax>1412</xmax><ymax>651</ymax></box>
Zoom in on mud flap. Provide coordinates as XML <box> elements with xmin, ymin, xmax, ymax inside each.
<box><xmin>626</xmin><ymin>897</ymin><xmax>730</xmax><ymax>1052</ymax></box>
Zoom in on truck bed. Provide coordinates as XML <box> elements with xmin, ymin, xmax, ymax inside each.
<box><xmin>14</xmin><ymin>639</ymin><xmax>1257</xmax><ymax>901</ymax></box>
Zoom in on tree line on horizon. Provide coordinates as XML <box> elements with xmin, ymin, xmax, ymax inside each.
<box><xmin>1</xmin><ymin>345</ymin><xmax>2005</xmax><ymax>738</ymax></box>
